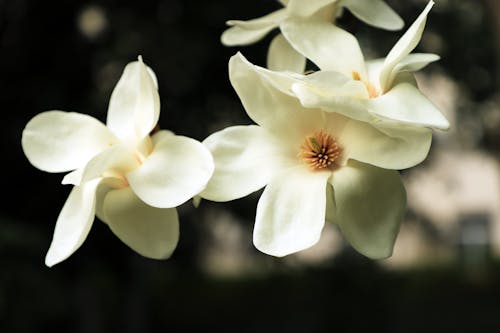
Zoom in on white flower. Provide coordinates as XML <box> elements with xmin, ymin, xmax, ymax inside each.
<box><xmin>221</xmin><ymin>0</ymin><xmax>403</xmax><ymax>72</ymax></box>
<box><xmin>22</xmin><ymin>57</ymin><xmax>214</xmax><ymax>266</ymax></box>
<box><xmin>279</xmin><ymin>0</ymin><xmax>449</xmax><ymax>131</ymax></box>
<box><xmin>199</xmin><ymin>53</ymin><xmax>425</xmax><ymax>259</ymax></box>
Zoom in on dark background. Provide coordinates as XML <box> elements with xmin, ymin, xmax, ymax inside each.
<box><xmin>1</xmin><ymin>0</ymin><xmax>500</xmax><ymax>332</ymax></box>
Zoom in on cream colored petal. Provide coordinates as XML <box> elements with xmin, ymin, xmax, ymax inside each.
<box><xmin>340</xmin><ymin>0</ymin><xmax>404</xmax><ymax>30</ymax></box>
<box><xmin>291</xmin><ymin>71</ymin><xmax>374</xmax><ymax>122</ymax></box>
<box><xmin>280</xmin><ymin>18</ymin><xmax>366</xmax><ymax>77</ymax></box>
<box><xmin>379</xmin><ymin>1</ymin><xmax>434</xmax><ymax>92</ymax></box>
<box><xmin>81</xmin><ymin>144</ymin><xmax>139</xmax><ymax>182</ymax></box>
<box><xmin>127</xmin><ymin>134</ymin><xmax>214</xmax><ymax>208</ymax></box>
<box><xmin>229</xmin><ymin>53</ymin><xmax>324</xmax><ymax>141</ymax></box>
<box><xmin>45</xmin><ymin>178</ymin><xmax>102</xmax><ymax>267</ymax></box>
<box><xmin>267</xmin><ymin>34</ymin><xmax>306</xmax><ymax>73</ymax></box>
<box><xmin>287</xmin><ymin>0</ymin><xmax>337</xmax><ymax>17</ymax></box>
<box><xmin>103</xmin><ymin>187</ymin><xmax>179</xmax><ymax>260</ymax></box>
<box><xmin>367</xmin><ymin>82</ymin><xmax>449</xmax><ymax>130</ymax></box>
<box><xmin>201</xmin><ymin>125</ymin><xmax>290</xmax><ymax>202</ymax></box>
<box><xmin>253</xmin><ymin>166</ymin><xmax>331</xmax><ymax>256</ymax></box>
<box><xmin>330</xmin><ymin>160</ymin><xmax>405</xmax><ymax>259</ymax></box>
<box><xmin>221</xmin><ymin>9</ymin><xmax>287</xmax><ymax>46</ymax></box>
<box><xmin>395</xmin><ymin>53</ymin><xmax>440</xmax><ymax>73</ymax></box>
<box><xmin>106</xmin><ymin>57</ymin><xmax>160</xmax><ymax>144</ymax></box>
<box><xmin>22</xmin><ymin>111</ymin><xmax>117</xmax><ymax>173</ymax></box>
<box><xmin>340</xmin><ymin>119</ymin><xmax>433</xmax><ymax>170</ymax></box>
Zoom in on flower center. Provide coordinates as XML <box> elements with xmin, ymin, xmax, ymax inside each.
<box><xmin>352</xmin><ymin>71</ymin><xmax>378</xmax><ymax>99</ymax></box>
<box><xmin>299</xmin><ymin>130</ymin><xmax>342</xmax><ymax>171</ymax></box>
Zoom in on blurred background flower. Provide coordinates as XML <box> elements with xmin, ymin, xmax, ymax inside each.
<box><xmin>1</xmin><ymin>0</ymin><xmax>500</xmax><ymax>332</ymax></box>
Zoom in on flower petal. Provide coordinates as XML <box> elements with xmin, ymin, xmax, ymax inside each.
<box><xmin>341</xmin><ymin>0</ymin><xmax>404</xmax><ymax>31</ymax></box>
<box><xmin>253</xmin><ymin>166</ymin><xmax>331</xmax><ymax>257</ymax></box>
<box><xmin>330</xmin><ymin>160</ymin><xmax>406</xmax><ymax>259</ymax></box>
<box><xmin>280</xmin><ymin>18</ymin><xmax>366</xmax><ymax>77</ymax></box>
<box><xmin>106</xmin><ymin>57</ymin><xmax>160</xmax><ymax>144</ymax></box>
<box><xmin>229</xmin><ymin>53</ymin><xmax>324</xmax><ymax>140</ymax></box>
<box><xmin>22</xmin><ymin>111</ymin><xmax>117</xmax><ymax>173</ymax></box>
<box><xmin>201</xmin><ymin>125</ymin><xmax>289</xmax><ymax>202</ymax></box>
<box><xmin>287</xmin><ymin>0</ymin><xmax>337</xmax><ymax>17</ymax></box>
<box><xmin>221</xmin><ymin>9</ymin><xmax>287</xmax><ymax>46</ymax></box>
<box><xmin>127</xmin><ymin>134</ymin><xmax>214</xmax><ymax>208</ymax></box>
<box><xmin>45</xmin><ymin>178</ymin><xmax>102</xmax><ymax>267</ymax></box>
<box><xmin>339</xmin><ymin>118</ymin><xmax>432</xmax><ymax>169</ymax></box>
<box><xmin>366</xmin><ymin>82</ymin><xmax>450</xmax><ymax>130</ymax></box>
<box><xmin>291</xmin><ymin>71</ymin><xmax>374</xmax><ymax>122</ymax></box>
<box><xmin>103</xmin><ymin>187</ymin><xmax>179</xmax><ymax>259</ymax></box>
<box><xmin>267</xmin><ymin>33</ymin><xmax>306</xmax><ymax>73</ymax></box>
<box><xmin>379</xmin><ymin>0</ymin><xmax>434</xmax><ymax>92</ymax></box>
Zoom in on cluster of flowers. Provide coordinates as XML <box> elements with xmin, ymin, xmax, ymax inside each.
<box><xmin>22</xmin><ymin>0</ymin><xmax>448</xmax><ymax>267</ymax></box>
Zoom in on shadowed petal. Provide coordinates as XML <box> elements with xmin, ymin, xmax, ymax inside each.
<box><xmin>330</xmin><ymin>160</ymin><xmax>405</xmax><ymax>259</ymax></box>
<box><xmin>103</xmin><ymin>187</ymin><xmax>179</xmax><ymax>259</ymax></box>
<box><xmin>267</xmin><ymin>33</ymin><xmax>306</xmax><ymax>72</ymax></box>
<box><xmin>341</xmin><ymin>0</ymin><xmax>404</xmax><ymax>30</ymax></box>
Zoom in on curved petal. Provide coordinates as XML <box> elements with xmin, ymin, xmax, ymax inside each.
<box><xmin>254</xmin><ymin>166</ymin><xmax>331</xmax><ymax>257</ymax></box>
<box><xmin>330</xmin><ymin>160</ymin><xmax>406</xmax><ymax>259</ymax></box>
<box><xmin>200</xmin><ymin>125</ymin><xmax>290</xmax><ymax>202</ymax></box>
<box><xmin>106</xmin><ymin>57</ymin><xmax>160</xmax><ymax>144</ymax></box>
<box><xmin>379</xmin><ymin>1</ymin><xmax>434</xmax><ymax>92</ymax></box>
<box><xmin>367</xmin><ymin>82</ymin><xmax>449</xmax><ymax>130</ymax></box>
<box><xmin>339</xmin><ymin>118</ymin><xmax>432</xmax><ymax>169</ymax></box>
<box><xmin>103</xmin><ymin>187</ymin><xmax>179</xmax><ymax>260</ymax></box>
<box><xmin>341</xmin><ymin>0</ymin><xmax>404</xmax><ymax>31</ymax></box>
<box><xmin>45</xmin><ymin>178</ymin><xmax>102</xmax><ymax>267</ymax></box>
<box><xmin>229</xmin><ymin>53</ymin><xmax>324</xmax><ymax>140</ymax></box>
<box><xmin>287</xmin><ymin>0</ymin><xmax>337</xmax><ymax>17</ymax></box>
<box><xmin>127</xmin><ymin>134</ymin><xmax>214</xmax><ymax>208</ymax></box>
<box><xmin>280</xmin><ymin>18</ymin><xmax>366</xmax><ymax>78</ymax></box>
<box><xmin>221</xmin><ymin>9</ymin><xmax>286</xmax><ymax>46</ymax></box>
<box><xmin>22</xmin><ymin>111</ymin><xmax>117</xmax><ymax>173</ymax></box>
<box><xmin>291</xmin><ymin>71</ymin><xmax>374</xmax><ymax>122</ymax></box>
<box><xmin>267</xmin><ymin>33</ymin><xmax>306</xmax><ymax>73</ymax></box>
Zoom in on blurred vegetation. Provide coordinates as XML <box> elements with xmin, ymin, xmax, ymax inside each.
<box><xmin>1</xmin><ymin>0</ymin><xmax>500</xmax><ymax>332</ymax></box>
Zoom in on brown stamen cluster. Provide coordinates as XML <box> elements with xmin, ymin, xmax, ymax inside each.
<box><xmin>299</xmin><ymin>130</ymin><xmax>342</xmax><ymax>171</ymax></box>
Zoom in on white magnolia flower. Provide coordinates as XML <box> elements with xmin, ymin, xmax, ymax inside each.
<box><xmin>199</xmin><ymin>53</ymin><xmax>430</xmax><ymax>259</ymax></box>
<box><xmin>221</xmin><ymin>0</ymin><xmax>403</xmax><ymax>72</ymax></box>
<box><xmin>279</xmin><ymin>0</ymin><xmax>449</xmax><ymax>131</ymax></box>
<box><xmin>22</xmin><ymin>57</ymin><xmax>214</xmax><ymax>267</ymax></box>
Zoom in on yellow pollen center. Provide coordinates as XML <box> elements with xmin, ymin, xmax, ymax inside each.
<box><xmin>299</xmin><ymin>130</ymin><xmax>342</xmax><ymax>171</ymax></box>
<box><xmin>352</xmin><ymin>71</ymin><xmax>378</xmax><ymax>99</ymax></box>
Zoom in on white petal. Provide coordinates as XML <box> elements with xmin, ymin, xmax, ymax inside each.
<box><xmin>81</xmin><ymin>145</ymin><xmax>139</xmax><ymax>182</ymax></box>
<box><xmin>340</xmin><ymin>119</ymin><xmax>433</xmax><ymax>169</ymax></box>
<box><xmin>221</xmin><ymin>9</ymin><xmax>286</xmax><ymax>46</ymax></box>
<box><xmin>291</xmin><ymin>71</ymin><xmax>374</xmax><ymax>122</ymax></box>
<box><xmin>229</xmin><ymin>53</ymin><xmax>324</xmax><ymax>140</ymax></box>
<box><xmin>366</xmin><ymin>82</ymin><xmax>450</xmax><ymax>130</ymax></box>
<box><xmin>267</xmin><ymin>33</ymin><xmax>306</xmax><ymax>73</ymax></box>
<box><xmin>254</xmin><ymin>166</ymin><xmax>331</xmax><ymax>256</ymax></box>
<box><xmin>22</xmin><ymin>111</ymin><xmax>117</xmax><ymax>173</ymax></box>
<box><xmin>103</xmin><ymin>187</ymin><xmax>179</xmax><ymax>259</ymax></box>
<box><xmin>340</xmin><ymin>0</ymin><xmax>404</xmax><ymax>30</ymax></box>
<box><xmin>287</xmin><ymin>0</ymin><xmax>337</xmax><ymax>17</ymax></box>
<box><xmin>45</xmin><ymin>178</ymin><xmax>102</xmax><ymax>267</ymax></box>
<box><xmin>280</xmin><ymin>18</ymin><xmax>366</xmax><ymax>77</ymax></box>
<box><xmin>395</xmin><ymin>53</ymin><xmax>440</xmax><ymax>73</ymax></box>
<box><xmin>331</xmin><ymin>160</ymin><xmax>406</xmax><ymax>259</ymax></box>
<box><xmin>106</xmin><ymin>57</ymin><xmax>160</xmax><ymax>144</ymax></box>
<box><xmin>379</xmin><ymin>1</ymin><xmax>434</xmax><ymax>92</ymax></box>
<box><xmin>127</xmin><ymin>134</ymin><xmax>214</xmax><ymax>208</ymax></box>
<box><xmin>201</xmin><ymin>125</ymin><xmax>289</xmax><ymax>202</ymax></box>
